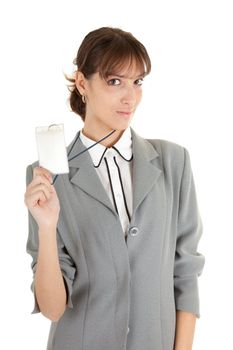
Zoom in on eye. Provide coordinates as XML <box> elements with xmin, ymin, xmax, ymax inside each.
<box><xmin>107</xmin><ymin>78</ymin><xmax>121</xmax><ymax>86</ymax></box>
<box><xmin>134</xmin><ymin>78</ymin><xmax>144</xmax><ymax>86</ymax></box>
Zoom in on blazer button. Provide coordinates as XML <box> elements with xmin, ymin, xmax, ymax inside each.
<box><xmin>129</xmin><ymin>226</ymin><xmax>139</xmax><ymax>236</ymax></box>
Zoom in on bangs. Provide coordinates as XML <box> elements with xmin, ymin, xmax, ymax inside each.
<box><xmin>98</xmin><ymin>43</ymin><xmax>151</xmax><ymax>79</ymax></box>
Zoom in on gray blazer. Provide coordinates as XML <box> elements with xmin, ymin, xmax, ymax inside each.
<box><xmin>26</xmin><ymin>127</ymin><xmax>205</xmax><ymax>350</ymax></box>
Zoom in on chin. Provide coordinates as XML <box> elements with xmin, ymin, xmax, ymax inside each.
<box><xmin>112</xmin><ymin>120</ymin><xmax>132</xmax><ymax>131</ymax></box>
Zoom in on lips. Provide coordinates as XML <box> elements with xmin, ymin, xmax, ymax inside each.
<box><xmin>117</xmin><ymin>110</ymin><xmax>133</xmax><ymax>114</ymax></box>
<box><xmin>116</xmin><ymin>111</ymin><xmax>133</xmax><ymax>118</ymax></box>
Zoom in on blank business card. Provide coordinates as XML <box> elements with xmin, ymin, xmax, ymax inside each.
<box><xmin>35</xmin><ymin>124</ymin><xmax>69</xmax><ymax>174</ymax></box>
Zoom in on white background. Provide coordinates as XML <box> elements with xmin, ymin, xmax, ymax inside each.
<box><xmin>0</xmin><ymin>0</ymin><xmax>232</xmax><ymax>349</ymax></box>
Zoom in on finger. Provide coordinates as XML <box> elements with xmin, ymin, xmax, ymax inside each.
<box><xmin>27</xmin><ymin>183</ymin><xmax>53</xmax><ymax>199</ymax></box>
<box><xmin>24</xmin><ymin>189</ymin><xmax>51</xmax><ymax>209</ymax></box>
<box><xmin>25</xmin><ymin>190</ymin><xmax>47</xmax><ymax>208</ymax></box>
<box><xmin>33</xmin><ymin>166</ymin><xmax>53</xmax><ymax>182</ymax></box>
<box><xmin>25</xmin><ymin>184</ymin><xmax>53</xmax><ymax>207</ymax></box>
<box><xmin>28</xmin><ymin>174</ymin><xmax>54</xmax><ymax>191</ymax></box>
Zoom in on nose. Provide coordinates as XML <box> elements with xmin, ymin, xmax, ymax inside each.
<box><xmin>121</xmin><ymin>84</ymin><xmax>137</xmax><ymax>105</ymax></box>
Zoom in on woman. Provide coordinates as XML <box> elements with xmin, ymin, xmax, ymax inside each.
<box><xmin>24</xmin><ymin>27</ymin><xmax>205</xmax><ymax>350</ymax></box>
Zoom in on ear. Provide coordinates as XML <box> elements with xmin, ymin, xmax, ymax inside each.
<box><xmin>75</xmin><ymin>71</ymin><xmax>88</xmax><ymax>96</ymax></box>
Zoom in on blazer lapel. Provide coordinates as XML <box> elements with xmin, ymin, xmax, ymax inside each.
<box><xmin>68</xmin><ymin>134</ymin><xmax>116</xmax><ymax>215</ymax></box>
<box><xmin>67</xmin><ymin>127</ymin><xmax>162</xmax><ymax>218</ymax></box>
<box><xmin>130</xmin><ymin>128</ymin><xmax>162</xmax><ymax>215</ymax></box>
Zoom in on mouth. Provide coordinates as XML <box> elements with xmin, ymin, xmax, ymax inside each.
<box><xmin>116</xmin><ymin>111</ymin><xmax>133</xmax><ymax>119</ymax></box>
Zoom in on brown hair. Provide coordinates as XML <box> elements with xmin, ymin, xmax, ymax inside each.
<box><xmin>65</xmin><ymin>27</ymin><xmax>151</xmax><ymax>121</ymax></box>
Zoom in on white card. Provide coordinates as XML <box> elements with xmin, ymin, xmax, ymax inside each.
<box><xmin>35</xmin><ymin>124</ymin><xmax>69</xmax><ymax>174</ymax></box>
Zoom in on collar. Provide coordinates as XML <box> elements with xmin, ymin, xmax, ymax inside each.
<box><xmin>79</xmin><ymin>127</ymin><xmax>133</xmax><ymax>167</ymax></box>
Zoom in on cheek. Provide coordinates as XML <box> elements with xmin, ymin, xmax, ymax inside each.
<box><xmin>90</xmin><ymin>92</ymin><xmax>109</xmax><ymax>109</ymax></box>
<box><xmin>100</xmin><ymin>91</ymin><xmax>119</xmax><ymax>107</ymax></box>
<box><xmin>136</xmin><ymin>89</ymin><xmax>143</xmax><ymax>104</ymax></box>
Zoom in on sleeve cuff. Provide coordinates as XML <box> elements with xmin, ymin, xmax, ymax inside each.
<box><xmin>174</xmin><ymin>275</ymin><xmax>201</xmax><ymax>318</ymax></box>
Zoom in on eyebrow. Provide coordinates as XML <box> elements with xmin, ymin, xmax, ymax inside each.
<box><xmin>107</xmin><ymin>73</ymin><xmax>145</xmax><ymax>79</ymax></box>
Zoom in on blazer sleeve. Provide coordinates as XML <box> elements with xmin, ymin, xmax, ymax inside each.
<box><xmin>174</xmin><ymin>148</ymin><xmax>205</xmax><ymax>318</ymax></box>
<box><xmin>25</xmin><ymin>164</ymin><xmax>77</xmax><ymax>314</ymax></box>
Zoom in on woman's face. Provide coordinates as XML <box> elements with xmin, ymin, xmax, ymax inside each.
<box><xmin>77</xmin><ymin>62</ymin><xmax>144</xmax><ymax>134</ymax></box>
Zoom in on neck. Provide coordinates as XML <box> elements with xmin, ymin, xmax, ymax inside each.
<box><xmin>82</xmin><ymin>124</ymin><xmax>125</xmax><ymax>148</ymax></box>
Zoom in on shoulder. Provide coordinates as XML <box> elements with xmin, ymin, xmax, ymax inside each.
<box><xmin>131</xmin><ymin>128</ymin><xmax>188</xmax><ymax>174</ymax></box>
<box><xmin>26</xmin><ymin>160</ymin><xmax>39</xmax><ymax>174</ymax></box>
<box><xmin>131</xmin><ymin>128</ymin><xmax>186</xmax><ymax>161</ymax></box>
<box><xmin>25</xmin><ymin>160</ymin><xmax>39</xmax><ymax>185</ymax></box>
<box><xmin>29</xmin><ymin>160</ymin><xmax>39</xmax><ymax>169</ymax></box>
<box><xmin>146</xmin><ymin>138</ymin><xmax>186</xmax><ymax>167</ymax></box>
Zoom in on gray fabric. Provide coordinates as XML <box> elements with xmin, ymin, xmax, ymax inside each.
<box><xmin>26</xmin><ymin>127</ymin><xmax>205</xmax><ymax>350</ymax></box>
